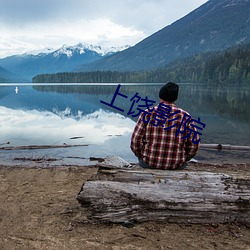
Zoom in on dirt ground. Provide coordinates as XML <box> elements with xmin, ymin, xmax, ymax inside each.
<box><xmin>0</xmin><ymin>163</ymin><xmax>249</xmax><ymax>250</ymax></box>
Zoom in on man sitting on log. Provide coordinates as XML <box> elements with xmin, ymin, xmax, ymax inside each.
<box><xmin>130</xmin><ymin>82</ymin><xmax>201</xmax><ymax>170</ymax></box>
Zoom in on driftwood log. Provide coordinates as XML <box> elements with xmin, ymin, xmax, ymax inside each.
<box><xmin>200</xmin><ymin>143</ymin><xmax>250</xmax><ymax>151</ymax></box>
<box><xmin>0</xmin><ymin>144</ymin><xmax>88</xmax><ymax>151</ymax></box>
<box><xmin>77</xmin><ymin>160</ymin><xmax>250</xmax><ymax>225</ymax></box>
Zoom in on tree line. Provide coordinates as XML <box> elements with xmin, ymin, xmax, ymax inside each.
<box><xmin>33</xmin><ymin>43</ymin><xmax>250</xmax><ymax>85</ymax></box>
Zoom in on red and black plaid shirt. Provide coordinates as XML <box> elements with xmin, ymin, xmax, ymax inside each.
<box><xmin>130</xmin><ymin>101</ymin><xmax>200</xmax><ymax>169</ymax></box>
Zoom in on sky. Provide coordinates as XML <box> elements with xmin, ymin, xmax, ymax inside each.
<box><xmin>0</xmin><ymin>0</ymin><xmax>208</xmax><ymax>58</ymax></box>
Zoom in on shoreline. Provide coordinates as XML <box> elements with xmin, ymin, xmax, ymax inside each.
<box><xmin>1</xmin><ymin>161</ymin><xmax>250</xmax><ymax>172</ymax></box>
<box><xmin>0</xmin><ymin>163</ymin><xmax>249</xmax><ymax>249</ymax></box>
<box><xmin>1</xmin><ymin>145</ymin><xmax>250</xmax><ymax>168</ymax></box>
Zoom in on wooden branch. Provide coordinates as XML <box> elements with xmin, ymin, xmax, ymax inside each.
<box><xmin>200</xmin><ymin>143</ymin><xmax>250</xmax><ymax>151</ymax></box>
<box><xmin>77</xmin><ymin>166</ymin><xmax>250</xmax><ymax>225</ymax></box>
<box><xmin>0</xmin><ymin>144</ymin><xmax>89</xmax><ymax>151</ymax></box>
<box><xmin>14</xmin><ymin>157</ymin><xmax>57</xmax><ymax>162</ymax></box>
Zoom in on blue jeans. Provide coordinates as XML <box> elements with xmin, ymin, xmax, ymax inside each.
<box><xmin>138</xmin><ymin>158</ymin><xmax>188</xmax><ymax>170</ymax></box>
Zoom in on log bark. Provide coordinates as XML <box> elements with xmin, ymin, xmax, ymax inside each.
<box><xmin>77</xmin><ymin>166</ymin><xmax>250</xmax><ymax>225</ymax></box>
<box><xmin>0</xmin><ymin>144</ymin><xmax>88</xmax><ymax>150</ymax></box>
<box><xmin>200</xmin><ymin>143</ymin><xmax>250</xmax><ymax>151</ymax></box>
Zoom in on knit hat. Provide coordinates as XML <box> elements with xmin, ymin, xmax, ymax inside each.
<box><xmin>159</xmin><ymin>82</ymin><xmax>179</xmax><ymax>102</ymax></box>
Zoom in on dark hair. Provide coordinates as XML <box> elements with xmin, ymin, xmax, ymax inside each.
<box><xmin>159</xmin><ymin>82</ymin><xmax>179</xmax><ymax>102</ymax></box>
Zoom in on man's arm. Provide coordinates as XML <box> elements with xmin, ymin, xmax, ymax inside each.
<box><xmin>130</xmin><ymin>114</ymin><xmax>147</xmax><ymax>158</ymax></box>
<box><xmin>185</xmin><ymin>120</ymin><xmax>200</xmax><ymax>161</ymax></box>
<box><xmin>185</xmin><ymin>140</ymin><xmax>200</xmax><ymax>161</ymax></box>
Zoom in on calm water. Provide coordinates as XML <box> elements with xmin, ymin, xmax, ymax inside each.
<box><xmin>0</xmin><ymin>83</ymin><xmax>249</xmax><ymax>166</ymax></box>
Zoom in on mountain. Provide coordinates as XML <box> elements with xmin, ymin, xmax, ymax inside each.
<box><xmin>0</xmin><ymin>65</ymin><xmax>26</xmax><ymax>83</ymax></box>
<box><xmin>0</xmin><ymin>43</ymin><xmax>129</xmax><ymax>81</ymax></box>
<box><xmin>32</xmin><ymin>42</ymin><xmax>250</xmax><ymax>85</ymax></box>
<box><xmin>76</xmin><ymin>0</ymin><xmax>250</xmax><ymax>72</ymax></box>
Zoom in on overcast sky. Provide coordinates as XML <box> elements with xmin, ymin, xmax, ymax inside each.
<box><xmin>0</xmin><ymin>0</ymin><xmax>208</xmax><ymax>58</ymax></box>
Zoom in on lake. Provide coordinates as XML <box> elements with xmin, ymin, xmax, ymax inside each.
<box><xmin>0</xmin><ymin>83</ymin><xmax>249</xmax><ymax>167</ymax></box>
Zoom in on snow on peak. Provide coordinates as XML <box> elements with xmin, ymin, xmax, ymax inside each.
<box><xmin>20</xmin><ymin>43</ymin><xmax>130</xmax><ymax>59</ymax></box>
<box><xmin>51</xmin><ymin>43</ymin><xmax>130</xmax><ymax>58</ymax></box>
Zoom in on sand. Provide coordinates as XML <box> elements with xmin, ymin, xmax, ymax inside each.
<box><xmin>0</xmin><ymin>164</ymin><xmax>249</xmax><ymax>250</ymax></box>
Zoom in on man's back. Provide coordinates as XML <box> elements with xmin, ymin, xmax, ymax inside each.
<box><xmin>130</xmin><ymin>82</ymin><xmax>200</xmax><ymax>170</ymax></box>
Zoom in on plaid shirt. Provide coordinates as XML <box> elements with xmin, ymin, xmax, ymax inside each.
<box><xmin>130</xmin><ymin>101</ymin><xmax>200</xmax><ymax>169</ymax></box>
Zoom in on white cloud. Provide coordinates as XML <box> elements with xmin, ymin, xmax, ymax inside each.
<box><xmin>0</xmin><ymin>0</ymin><xmax>208</xmax><ymax>58</ymax></box>
<box><xmin>0</xmin><ymin>18</ymin><xmax>145</xmax><ymax>57</ymax></box>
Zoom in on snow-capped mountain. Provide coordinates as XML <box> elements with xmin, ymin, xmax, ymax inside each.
<box><xmin>0</xmin><ymin>43</ymin><xmax>130</xmax><ymax>81</ymax></box>
<box><xmin>51</xmin><ymin>43</ymin><xmax>130</xmax><ymax>58</ymax></box>
<box><xmin>29</xmin><ymin>43</ymin><xmax>130</xmax><ymax>58</ymax></box>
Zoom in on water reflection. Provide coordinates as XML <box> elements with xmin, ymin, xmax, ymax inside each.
<box><xmin>0</xmin><ymin>107</ymin><xmax>134</xmax><ymax>145</ymax></box>
<box><xmin>0</xmin><ymin>83</ymin><xmax>250</xmax><ymax>166</ymax></box>
<box><xmin>32</xmin><ymin>83</ymin><xmax>250</xmax><ymax>146</ymax></box>
<box><xmin>33</xmin><ymin>83</ymin><xmax>250</xmax><ymax>123</ymax></box>
<box><xmin>0</xmin><ymin>105</ymin><xmax>136</xmax><ymax>166</ymax></box>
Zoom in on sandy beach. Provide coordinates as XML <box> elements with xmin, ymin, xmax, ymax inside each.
<box><xmin>0</xmin><ymin>163</ymin><xmax>249</xmax><ymax>250</ymax></box>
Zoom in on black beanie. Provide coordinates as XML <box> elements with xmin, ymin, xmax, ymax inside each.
<box><xmin>159</xmin><ymin>82</ymin><xmax>179</xmax><ymax>102</ymax></box>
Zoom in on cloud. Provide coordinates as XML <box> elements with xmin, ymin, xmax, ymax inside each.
<box><xmin>0</xmin><ymin>17</ymin><xmax>145</xmax><ymax>57</ymax></box>
<box><xmin>0</xmin><ymin>0</ymin><xmax>208</xmax><ymax>57</ymax></box>
<box><xmin>0</xmin><ymin>0</ymin><xmax>71</xmax><ymax>25</ymax></box>
<box><xmin>0</xmin><ymin>0</ymin><xmax>207</xmax><ymax>31</ymax></box>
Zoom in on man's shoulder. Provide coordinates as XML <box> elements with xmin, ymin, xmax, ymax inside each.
<box><xmin>176</xmin><ymin>106</ymin><xmax>191</xmax><ymax>116</ymax></box>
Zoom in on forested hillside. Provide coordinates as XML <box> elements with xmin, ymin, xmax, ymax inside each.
<box><xmin>33</xmin><ymin>44</ymin><xmax>250</xmax><ymax>85</ymax></box>
<box><xmin>151</xmin><ymin>43</ymin><xmax>250</xmax><ymax>84</ymax></box>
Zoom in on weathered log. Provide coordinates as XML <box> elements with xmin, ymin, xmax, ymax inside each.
<box><xmin>0</xmin><ymin>144</ymin><xmax>88</xmax><ymax>150</ymax></box>
<box><xmin>77</xmin><ymin>166</ymin><xmax>250</xmax><ymax>225</ymax></box>
<box><xmin>200</xmin><ymin>143</ymin><xmax>250</xmax><ymax>151</ymax></box>
<box><xmin>14</xmin><ymin>157</ymin><xmax>57</xmax><ymax>162</ymax></box>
